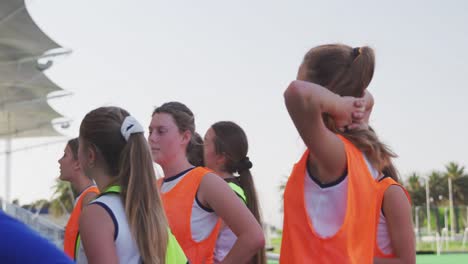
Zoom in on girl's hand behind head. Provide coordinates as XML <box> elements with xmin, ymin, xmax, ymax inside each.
<box><xmin>332</xmin><ymin>96</ymin><xmax>365</xmax><ymax>131</ymax></box>
<box><xmin>347</xmin><ymin>90</ymin><xmax>374</xmax><ymax>131</ymax></box>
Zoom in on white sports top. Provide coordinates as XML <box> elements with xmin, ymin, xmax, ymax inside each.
<box><xmin>304</xmin><ymin>155</ymin><xmax>393</xmax><ymax>254</ymax></box>
<box><xmin>76</xmin><ymin>194</ymin><xmax>141</xmax><ymax>264</ymax></box>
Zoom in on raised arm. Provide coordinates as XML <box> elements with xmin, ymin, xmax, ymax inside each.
<box><xmin>284</xmin><ymin>80</ymin><xmax>365</xmax><ymax>182</ymax></box>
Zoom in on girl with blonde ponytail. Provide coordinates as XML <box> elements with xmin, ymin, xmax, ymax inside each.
<box><xmin>280</xmin><ymin>44</ymin><xmax>414</xmax><ymax>264</ymax></box>
<box><xmin>76</xmin><ymin>106</ymin><xmax>186</xmax><ymax>264</ymax></box>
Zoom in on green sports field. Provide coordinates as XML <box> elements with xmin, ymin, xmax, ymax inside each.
<box><xmin>267</xmin><ymin>254</ymin><xmax>468</xmax><ymax>264</ymax></box>
<box><xmin>414</xmin><ymin>254</ymin><xmax>468</xmax><ymax>264</ymax></box>
<box><xmin>267</xmin><ymin>236</ymin><xmax>468</xmax><ymax>263</ymax></box>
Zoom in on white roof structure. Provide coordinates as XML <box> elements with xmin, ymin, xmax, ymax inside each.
<box><xmin>0</xmin><ymin>0</ymin><xmax>71</xmax><ymax>203</ymax></box>
<box><xmin>0</xmin><ymin>0</ymin><xmax>70</xmax><ymax>138</ymax></box>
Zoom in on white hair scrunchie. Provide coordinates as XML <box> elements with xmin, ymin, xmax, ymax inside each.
<box><xmin>120</xmin><ymin>116</ymin><xmax>144</xmax><ymax>141</ymax></box>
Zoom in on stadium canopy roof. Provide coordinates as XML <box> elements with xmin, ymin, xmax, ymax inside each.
<box><xmin>0</xmin><ymin>0</ymin><xmax>70</xmax><ymax>138</ymax></box>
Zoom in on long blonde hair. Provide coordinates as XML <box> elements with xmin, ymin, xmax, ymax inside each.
<box><xmin>302</xmin><ymin>44</ymin><xmax>399</xmax><ymax>181</ymax></box>
<box><xmin>80</xmin><ymin>106</ymin><xmax>168</xmax><ymax>263</ymax></box>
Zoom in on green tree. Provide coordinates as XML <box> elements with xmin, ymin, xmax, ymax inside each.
<box><xmin>444</xmin><ymin>162</ymin><xmax>467</xmax><ymax>233</ymax></box>
<box><xmin>445</xmin><ymin>162</ymin><xmax>466</xmax><ymax>205</ymax></box>
<box><xmin>405</xmin><ymin>172</ymin><xmax>425</xmax><ymax>206</ymax></box>
<box><xmin>427</xmin><ymin>171</ymin><xmax>446</xmax><ymax>233</ymax></box>
<box><xmin>49</xmin><ymin>179</ymin><xmax>74</xmax><ymax>217</ymax></box>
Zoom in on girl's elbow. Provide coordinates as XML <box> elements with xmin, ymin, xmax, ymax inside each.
<box><xmin>257</xmin><ymin>234</ymin><xmax>266</xmax><ymax>250</ymax></box>
<box><xmin>284</xmin><ymin>80</ymin><xmax>302</xmax><ymax>101</ymax></box>
<box><xmin>284</xmin><ymin>81</ymin><xmax>310</xmax><ymax>112</ymax></box>
<box><xmin>251</xmin><ymin>229</ymin><xmax>266</xmax><ymax>251</ymax></box>
<box><xmin>239</xmin><ymin>228</ymin><xmax>265</xmax><ymax>251</ymax></box>
<box><xmin>397</xmin><ymin>258</ymin><xmax>415</xmax><ymax>264</ymax></box>
<box><xmin>404</xmin><ymin>255</ymin><xmax>416</xmax><ymax>264</ymax></box>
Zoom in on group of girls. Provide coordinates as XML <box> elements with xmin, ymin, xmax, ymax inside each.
<box><xmin>58</xmin><ymin>43</ymin><xmax>415</xmax><ymax>264</ymax></box>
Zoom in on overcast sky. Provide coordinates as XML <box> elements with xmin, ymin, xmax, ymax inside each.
<box><xmin>1</xmin><ymin>0</ymin><xmax>467</xmax><ymax>227</ymax></box>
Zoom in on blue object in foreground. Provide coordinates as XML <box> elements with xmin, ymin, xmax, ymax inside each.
<box><xmin>0</xmin><ymin>211</ymin><xmax>73</xmax><ymax>264</ymax></box>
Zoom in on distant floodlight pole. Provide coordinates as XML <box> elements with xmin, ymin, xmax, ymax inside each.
<box><xmin>448</xmin><ymin>177</ymin><xmax>455</xmax><ymax>239</ymax></box>
<box><xmin>4</xmin><ymin>112</ymin><xmax>12</xmax><ymax>203</ymax></box>
<box><xmin>425</xmin><ymin>178</ymin><xmax>431</xmax><ymax>234</ymax></box>
<box><xmin>444</xmin><ymin>207</ymin><xmax>449</xmax><ymax>249</ymax></box>
<box><xmin>5</xmin><ymin>136</ymin><xmax>12</xmax><ymax>202</ymax></box>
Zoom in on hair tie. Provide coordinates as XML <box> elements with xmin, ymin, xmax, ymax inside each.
<box><xmin>352</xmin><ymin>47</ymin><xmax>361</xmax><ymax>58</ymax></box>
<box><xmin>121</xmin><ymin>116</ymin><xmax>144</xmax><ymax>141</ymax></box>
<box><xmin>237</xmin><ymin>156</ymin><xmax>253</xmax><ymax>173</ymax></box>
